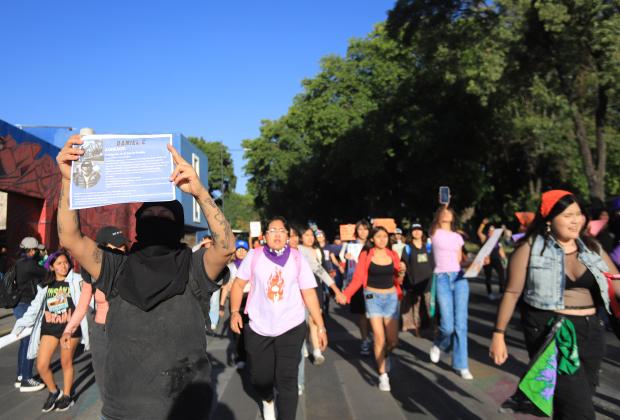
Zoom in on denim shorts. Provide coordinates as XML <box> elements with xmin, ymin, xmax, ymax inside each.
<box><xmin>364</xmin><ymin>289</ymin><xmax>399</xmax><ymax>319</ymax></box>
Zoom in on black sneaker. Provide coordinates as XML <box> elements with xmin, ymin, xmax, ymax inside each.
<box><xmin>498</xmin><ymin>392</ymin><xmax>542</xmax><ymax>415</ymax></box>
<box><xmin>20</xmin><ymin>378</ymin><xmax>45</xmax><ymax>393</ymax></box>
<box><xmin>42</xmin><ymin>390</ymin><xmax>61</xmax><ymax>413</ymax></box>
<box><xmin>55</xmin><ymin>394</ymin><xmax>74</xmax><ymax>412</ymax></box>
<box><xmin>14</xmin><ymin>376</ymin><xmax>22</xmax><ymax>388</ymax></box>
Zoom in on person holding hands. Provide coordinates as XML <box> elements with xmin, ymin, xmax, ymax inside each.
<box><xmin>229</xmin><ymin>217</ymin><xmax>327</xmax><ymax>420</ymax></box>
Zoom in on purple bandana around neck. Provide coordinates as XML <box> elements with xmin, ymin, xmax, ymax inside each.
<box><xmin>234</xmin><ymin>258</ymin><xmax>243</xmax><ymax>268</ymax></box>
<box><xmin>263</xmin><ymin>245</ymin><xmax>291</xmax><ymax>267</ymax></box>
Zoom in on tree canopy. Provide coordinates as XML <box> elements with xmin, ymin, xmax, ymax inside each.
<box><xmin>243</xmin><ymin>0</ymin><xmax>620</xmax><ymax>232</ymax></box>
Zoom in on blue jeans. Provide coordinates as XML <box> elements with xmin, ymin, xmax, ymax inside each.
<box><xmin>208</xmin><ymin>289</ymin><xmax>221</xmax><ymax>328</ymax></box>
<box><xmin>13</xmin><ymin>302</ymin><xmax>34</xmax><ymax>380</ymax></box>
<box><xmin>434</xmin><ymin>272</ymin><xmax>469</xmax><ymax>370</ymax></box>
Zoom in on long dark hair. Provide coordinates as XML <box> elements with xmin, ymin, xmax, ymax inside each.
<box><xmin>299</xmin><ymin>227</ymin><xmax>320</xmax><ymax>249</ymax></box>
<box><xmin>42</xmin><ymin>250</ymin><xmax>72</xmax><ymax>287</ymax></box>
<box><xmin>363</xmin><ymin>226</ymin><xmax>393</xmax><ymax>252</ymax></box>
<box><xmin>429</xmin><ymin>206</ymin><xmax>457</xmax><ymax>236</ymax></box>
<box><xmin>354</xmin><ymin>220</ymin><xmax>371</xmax><ymax>240</ymax></box>
<box><xmin>520</xmin><ymin>194</ymin><xmax>599</xmax><ymax>255</ymax></box>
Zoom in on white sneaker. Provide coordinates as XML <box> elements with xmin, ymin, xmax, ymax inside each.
<box><xmin>429</xmin><ymin>345</ymin><xmax>440</xmax><ymax>363</ymax></box>
<box><xmin>378</xmin><ymin>373</ymin><xmax>391</xmax><ymax>392</ymax></box>
<box><xmin>302</xmin><ymin>343</ymin><xmax>309</xmax><ymax>358</ymax></box>
<box><xmin>458</xmin><ymin>369</ymin><xmax>474</xmax><ymax>380</ymax></box>
<box><xmin>312</xmin><ymin>349</ymin><xmax>325</xmax><ymax>365</ymax></box>
<box><xmin>14</xmin><ymin>375</ymin><xmax>22</xmax><ymax>388</ymax></box>
<box><xmin>298</xmin><ymin>384</ymin><xmax>304</xmax><ymax>396</ymax></box>
<box><xmin>262</xmin><ymin>399</ymin><xmax>276</xmax><ymax>420</ymax></box>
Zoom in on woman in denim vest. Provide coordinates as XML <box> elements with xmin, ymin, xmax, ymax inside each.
<box><xmin>490</xmin><ymin>190</ymin><xmax>620</xmax><ymax>419</ymax></box>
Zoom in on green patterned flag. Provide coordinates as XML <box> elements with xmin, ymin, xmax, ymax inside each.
<box><xmin>518</xmin><ymin>336</ymin><xmax>557</xmax><ymax>417</ymax></box>
<box><xmin>517</xmin><ymin>318</ymin><xmax>569</xmax><ymax>417</ymax></box>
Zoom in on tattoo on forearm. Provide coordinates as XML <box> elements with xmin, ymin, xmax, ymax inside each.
<box><xmin>93</xmin><ymin>248</ymin><xmax>102</xmax><ymax>263</ymax></box>
<box><xmin>198</xmin><ymin>196</ymin><xmax>232</xmax><ymax>249</ymax></box>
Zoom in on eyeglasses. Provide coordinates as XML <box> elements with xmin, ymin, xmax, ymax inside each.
<box><xmin>267</xmin><ymin>228</ymin><xmax>287</xmax><ymax>235</ymax></box>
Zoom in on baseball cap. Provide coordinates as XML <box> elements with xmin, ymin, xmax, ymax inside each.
<box><xmin>235</xmin><ymin>240</ymin><xmax>249</xmax><ymax>250</ymax></box>
<box><xmin>20</xmin><ymin>237</ymin><xmax>39</xmax><ymax>249</ymax></box>
<box><xmin>315</xmin><ymin>230</ymin><xmax>325</xmax><ymax>237</ymax></box>
<box><xmin>394</xmin><ymin>228</ymin><xmax>403</xmax><ymax>235</ymax></box>
<box><xmin>411</xmin><ymin>223</ymin><xmax>423</xmax><ymax>231</ymax></box>
<box><xmin>96</xmin><ymin>226</ymin><xmax>129</xmax><ymax>247</ymax></box>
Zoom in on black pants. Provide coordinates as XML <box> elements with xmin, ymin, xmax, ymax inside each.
<box><xmin>87</xmin><ymin>313</ymin><xmax>107</xmax><ymax>403</ymax></box>
<box><xmin>483</xmin><ymin>258</ymin><xmax>505</xmax><ymax>294</ymax></box>
<box><xmin>520</xmin><ymin>305</ymin><xmax>606</xmax><ymax>419</ymax></box>
<box><xmin>244</xmin><ymin>322</ymin><xmax>307</xmax><ymax>420</ymax></box>
<box><xmin>235</xmin><ymin>296</ymin><xmax>249</xmax><ymax>363</ymax></box>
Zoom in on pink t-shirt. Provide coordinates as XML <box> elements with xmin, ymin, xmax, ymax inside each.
<box><xmin>431</xmin><ymin>229</ymin><xmax>464</xmax><ymax>273</ymax></box>
<box><xmin>237</xmin><ymin>248</ymin><xmax>317</xmax><ymax>337</ymax></box>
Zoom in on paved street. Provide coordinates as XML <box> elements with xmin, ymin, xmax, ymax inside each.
<box><xmin>0</xmin><ymin>278</ymin><xmax>619</xmax><ymax>420</ymax></box>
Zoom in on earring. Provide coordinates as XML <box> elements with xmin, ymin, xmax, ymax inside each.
<box><xmin>546</xmin><ymin>223</ymin><xmax>551</xmax><ymax>234</ymax></box>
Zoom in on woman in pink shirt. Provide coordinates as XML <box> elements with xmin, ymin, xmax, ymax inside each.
<box><xmin>428</xmin><ymin>207</ymin><xmax>473</xmax><ymax>380</ymax></box>
<box><xmin>229</xmin><ymin>217</ymin><xmax>327</xmax><ymax>420</ymax></box>
<box><xmin>61</xmin><ymin>226</ymin><xmax>128</xmax><ymax>402</ymax></box>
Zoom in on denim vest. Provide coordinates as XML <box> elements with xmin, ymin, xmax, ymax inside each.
<box><xmin>524</xmin><ymin>235</ymin><xmax>611</xmax><ymax>312</ymax></box>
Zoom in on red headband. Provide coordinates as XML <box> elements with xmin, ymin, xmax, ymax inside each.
<box><xmin>540</xmin><ymin>190</ymin><xmax>572</xmax><ymax>218</ymax></box>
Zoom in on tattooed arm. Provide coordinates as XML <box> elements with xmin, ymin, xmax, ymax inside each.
<box><xmin>167</xmin><ymin>144</ymin><xmax>235</xmax><ymax>280</ymax></box>
<box><xmin>56</xmin><ymin>136</ymin><xmax>102</xmax><ymax>279</ymax></box>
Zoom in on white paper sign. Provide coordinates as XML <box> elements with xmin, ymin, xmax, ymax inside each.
<box><xmin>464</xmin><ymin>228</ymin><xmax>503</xmax><ymax>278</ymax></box>
<box><xmin>70</xmin><ymin>134</ymin><xmax>175</xmax><ymax>209</ymax></box>
<box><xmin>0</xmin><ymin>327</ymin><xmax>33</xmax><ymax>350</ymax></box>
<box><xmin>392</xmin><ymin>243</ymin><xmax>406</xmax><ymax>258</ymax></box>
<box><xmin>346</xmin><ymin>243</ymin><xmax>364</xmax><ymax>262</ymax></box>
<box><xmin>249</xmin><ymin>221</ymin><xmax>262</xmax><ymax>237</ymax></box>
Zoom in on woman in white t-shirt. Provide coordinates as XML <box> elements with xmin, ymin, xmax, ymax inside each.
<box><xmin>229</xmin><ymin>217</ymin><xmax>327</xmax><ymax>420</ymax></box>
<box><xmin>428</xmin><ymin>206</ymin><xmax>473</xmax><ymax>380</ymax></box>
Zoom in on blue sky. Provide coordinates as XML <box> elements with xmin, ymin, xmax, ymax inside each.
<box><xmin>2</xmin><ymin>1</ymin><xmax>395</xmax><ymax>193</ymax></box>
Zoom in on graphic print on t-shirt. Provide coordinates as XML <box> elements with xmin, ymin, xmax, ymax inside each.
<box><xmin>45</xmin><ymin>284</ymin><xmax>73</xmax><ymax>324</ymax></box>
<box><xmin>267</xmin><ymin>268</ymin><xmax>285</xmax><ymax>302</ymax></box>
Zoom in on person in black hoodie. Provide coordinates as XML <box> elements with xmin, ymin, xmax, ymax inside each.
<box><xmin>56</xmin><ymin>135</ymin><xmax>234</xmax><ymax>420</ymax></box>
<box><xmin>12</xmin><ymin>236</ymin><xmax>47</xmax><ymax>392</ymax></box>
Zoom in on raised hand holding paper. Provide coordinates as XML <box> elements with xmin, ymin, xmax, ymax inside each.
<box><xmin>70</xmin><ymin>134</ymin><xmax>175</xmax><ymax>209</ymax></box>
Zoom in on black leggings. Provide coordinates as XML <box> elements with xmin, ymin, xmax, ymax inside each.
<box><xmin>520</xmin><ymin>305</ymin><xmax>606</xmax><ymax>419</ymax></box>
<box><xmin>244</xmin><ymin>322</ymin><xmax>307</xmax><ymax>420</ymax></box>
<box><xmin>483</xmin><ymin>258</ymin><xmax>505</xmax><ymax>294</ymax></box>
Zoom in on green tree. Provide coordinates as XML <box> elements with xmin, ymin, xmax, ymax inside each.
<box><xmin>188</xmin><ymin>137</ymin><xmax>237</xmax><ymax>196</ymax></box>
<box><xmin>222</xmin><ymin>192</ymin><xmax>260</xmax><ymax>231</ymax></box>
<box><xmin>387</xmin><ymin>0</ymin><xmax>620</xmax><ymax>205</ymax></box>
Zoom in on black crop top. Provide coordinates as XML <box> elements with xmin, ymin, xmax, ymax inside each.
<box><xmin>367</xmin><ymin>262</ymin><xmax>394</xmax><ymax>289</ymax></box>
<box><xmin>564</xmin><ymin>270</ymin><xmax>596</xmax><ymax>290</ymax></box>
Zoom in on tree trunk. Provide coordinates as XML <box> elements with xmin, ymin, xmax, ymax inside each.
<box><xmin>572</xmin><ymin>106</ymin><xmax>605</xmax><ymax>205</ymax></box>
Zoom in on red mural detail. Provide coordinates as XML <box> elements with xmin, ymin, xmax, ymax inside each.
<box><xmin>0</xmin><ymin>134</ymin><xmax>60</xmax><ymax>200</ymax></box>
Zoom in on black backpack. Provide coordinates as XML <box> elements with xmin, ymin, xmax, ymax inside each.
<box><xmin>0</xmin><ymin>265</ymin><xmax>20</xmax><ymax>309</ymax></box>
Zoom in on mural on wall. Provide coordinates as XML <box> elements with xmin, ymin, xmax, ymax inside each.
<box><xmin>0</xmin><ymin>133</ymin><xmax>60</xmax><ymax>200</ymax></box>
<box><xmin>0</xmin><ymin>120</ymin><xmax>137</xmax><ymax>252</ymax></box>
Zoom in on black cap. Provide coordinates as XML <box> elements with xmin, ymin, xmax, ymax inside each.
<box><xmin>96</xmin><ymin>226</ymin><xmax>128</xmax><ymax>247</ymax></box>
<box><xmin>411</xmin><ymin>223</ymin><xmax>423</xmax><ymax>231</ymax></box>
